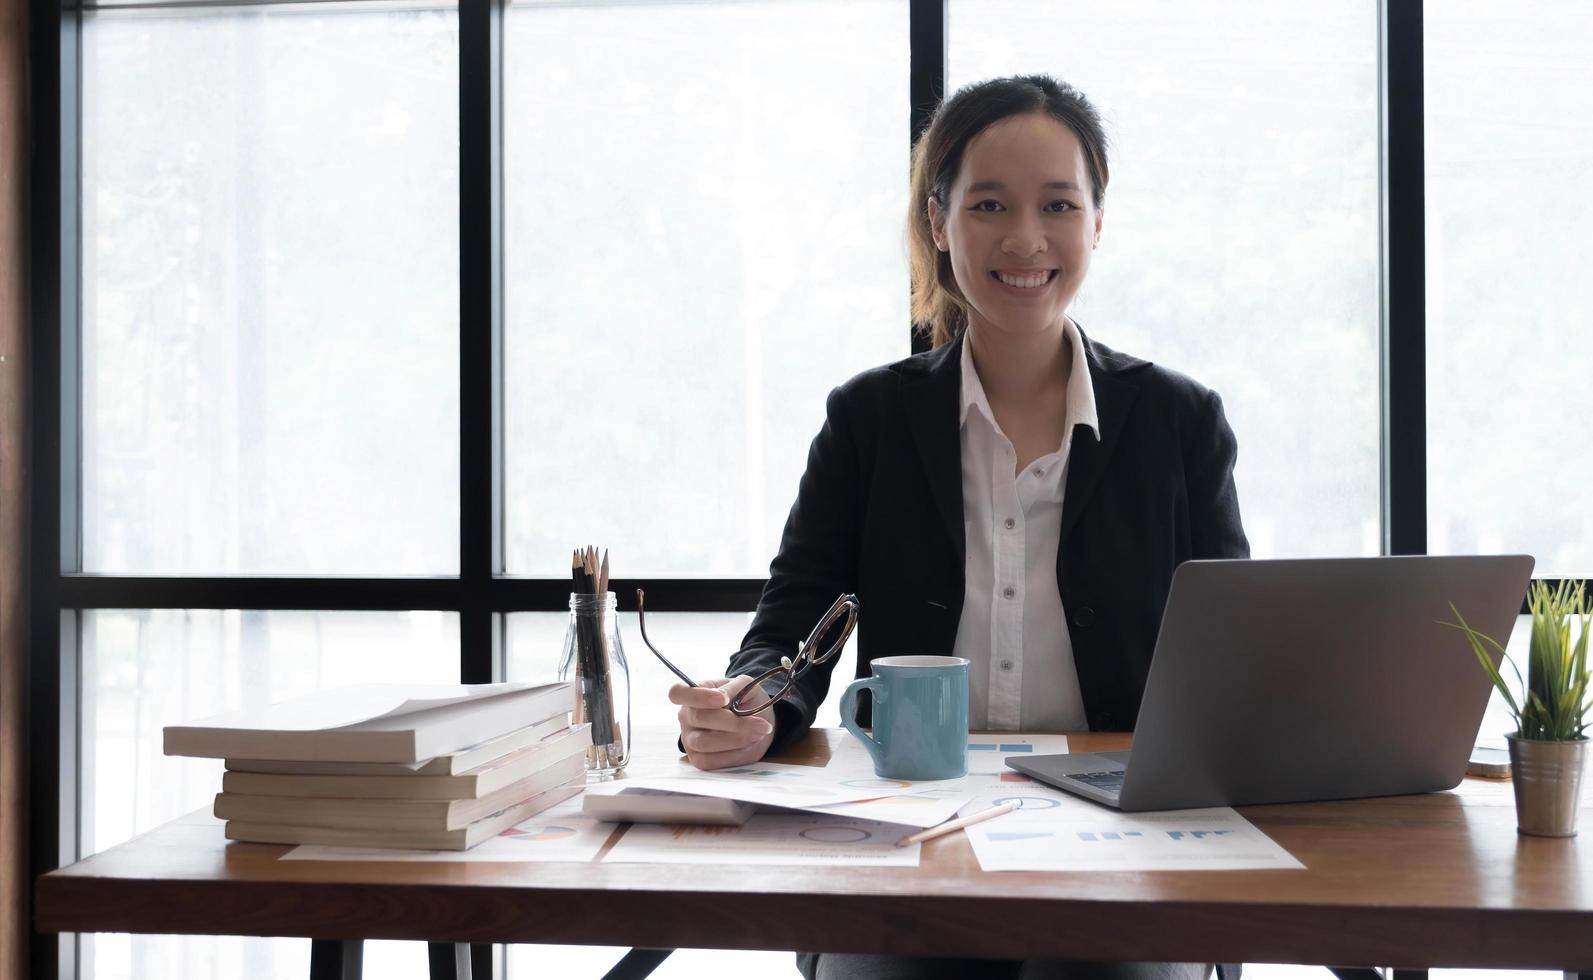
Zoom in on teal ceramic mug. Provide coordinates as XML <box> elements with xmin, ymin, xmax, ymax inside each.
<box><xmin>839</xmin><ymin>655</ymin><xmax>970</xmax><ymax>780</ymax></box>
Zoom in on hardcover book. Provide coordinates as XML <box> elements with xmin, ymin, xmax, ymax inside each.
<box><xmin>213</xmin><ymin>753</ymin><xmax>586</xmax><ymax>831</ymax></box>
<box><xmin>224</xmin><ymin>782</ymin><xmax>584</xmax><ymax>851</ymax></box>
<box><xmin>225</xmin><ymin>712</ymin><xmax>574</xmax><ymax>777</ymax></box>
<box><xmin>165</xmin><ymin>682</ymin><xmax>572</xmax><ymax>763</ymax></box>
<box><xmin>221</xmin><ymin>725</ymin><xmax>591</xmax><ymax>801</ymax></box>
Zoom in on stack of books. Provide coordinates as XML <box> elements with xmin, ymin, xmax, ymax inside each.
<box><xmin>164</xmin><ymin>682</ymin><xmax>590</xmax><ymax>851</ymax></box>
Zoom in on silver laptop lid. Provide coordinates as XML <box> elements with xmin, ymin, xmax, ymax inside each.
<box><xmin>1118</xmin><ymin>555</ymin><xmax>1533</xmax><ymax>811</ymax></box>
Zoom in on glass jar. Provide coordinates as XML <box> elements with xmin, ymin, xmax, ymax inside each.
<box><xmin>557</xmin><ymin>591</ymin><xmax>631</xmax><ymax>779</ymax></box>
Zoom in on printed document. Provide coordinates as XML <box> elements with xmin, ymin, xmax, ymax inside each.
<box><xmin>615</xmin><ymin>732</ymin><xmax>1065</xmax><ymax>825</ymax></box>
<box><xmin>964</xmin><ymin>734</ymin><xmax>1071</xmax><ymax>773</ymax></box>
<box><xmin>798</xmin><ymin>779</ymin><xmax>984</xmax><ymax>828</ymax></box>
<box><xmin>620</xmin><ymin>761</ymin><xmax>911</xmax><ymax>809</ymax></box>
<box><xmin>604</xmin><ymin>812</ymin><xmax>921</xmax><ymax>867</ymax></box>
<box><xmin>827</xmin><ymin>732</ymin><xmax>1071</xmax><ymax>775</ymax></box>
<box><xmin>958</xmin><ymin>780</ymin><xmax>1304</xmax><ymax>872</ymax></box>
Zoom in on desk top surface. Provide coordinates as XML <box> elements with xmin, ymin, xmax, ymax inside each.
<box><xmin>34</xmin><ymin>729</ymin><xmax>1593</xmax><ymax>969</ymax></box>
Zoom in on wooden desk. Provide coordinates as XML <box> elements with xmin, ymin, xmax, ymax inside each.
<box><xmin>34</xmin><ymin>730</ymin><xmax>1593</xmax><ymax>975</ymax></box>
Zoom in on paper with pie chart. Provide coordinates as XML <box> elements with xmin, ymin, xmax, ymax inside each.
<box><xmin>603</xmin><ymin>813</ymin><xmax>921</xmax><ymax>866</ymax></box>
<box><xmin>955</xmin><ymin>783</ymin><xmax>1303</xmax><ymax>872</ymax></box>
<box><xmin>791</xmin><ymin>775</ymin><xmax>986</xmax><ymax>827</ymax></box>
<box><xmin>640</xmin><ymin>762</ymin><xmax>990</xmax><ymax>827</ymax></box>
<box><xmin>280</xmin><ymin>797</ymin><xmax>615</xmax><ymax>863</ymax></box>
<box><xmin>618</xmin><ymin>734</ymin><xmax>1073</xmax><ymax>827</ymax></box>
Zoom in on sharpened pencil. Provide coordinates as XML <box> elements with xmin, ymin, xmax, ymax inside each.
<box><xmin>895</xmin><ymin>800</ymin><xmax>1018</xmax><ymax>847</ymax></box>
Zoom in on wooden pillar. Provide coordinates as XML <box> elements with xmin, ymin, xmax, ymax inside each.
<box><xmin>0</xmin><ymin>0</ymin><xmax>30</xmax><ymax>971</ymax></box>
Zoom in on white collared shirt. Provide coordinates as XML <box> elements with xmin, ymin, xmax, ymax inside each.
<box><xmin>953</xmin><ymin>320</ymin><xmax>1100</xmax><ymax>731</ymax></box>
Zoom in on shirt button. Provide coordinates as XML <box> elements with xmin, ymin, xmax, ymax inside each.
<box><xmin>1002</xmin><ymin>586</ymin><xmax>1016</xmax><ymax>599</ymax></box>
<box><xmin>1033</xmin><ymin>468</ymin><xmax>1044</xmax><ymax>477</ymax></box>
<box><xmin>1003</xmin><ymin>518</ymin><xmax>1016</xmax><ymax>530</ymax></box>
<box><xmin>1072</xmin><ymin>606</ymin><xmax>1097</xmax><ymax>627</ymax></box>
<box><xmin>1000</xmin><ymin>659</ymin><xmax>1014</xmax><ymax>671</ymax></box>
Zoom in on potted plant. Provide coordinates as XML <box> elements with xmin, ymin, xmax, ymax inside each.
<box><xmin>1447</xmin><ymin>580</ymin><xmax>1590</xmax><ymax>836</ymax></box>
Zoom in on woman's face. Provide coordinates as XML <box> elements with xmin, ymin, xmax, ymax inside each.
<box><xmin>928</xmin><ymin>112</ymin><xmax>1102</xmax><ymax>340</ymax></box>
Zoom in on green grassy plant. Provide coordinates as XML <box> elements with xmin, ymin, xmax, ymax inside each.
<box><xmin>1445</xmin><ymin>580</ymin><xmax>1591</xmax><ymax>742</ymax></box>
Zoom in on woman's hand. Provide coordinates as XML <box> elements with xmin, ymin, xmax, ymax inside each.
<box><xmin>670</xmin><ymin>675</ymin><xmax>777</xmax><ymax>770</ymax></box>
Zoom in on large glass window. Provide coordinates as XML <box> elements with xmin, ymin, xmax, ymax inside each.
<box><xmin>1425</xmin><ymin>0</ymin><xmax>1593</xmax><ymax>576</ymax></box>
<box><xmin>50</xmin><ymin>4</ymin><xmax>1587</xmax><ymax>979</ymax></box>
<box><xmin>949</xmin><ymin>1</ymin><xmax>1382</xmax><ymax>559</ymax></box>
<box><xmin>502</xmin><ymin>0</ymin><xmax>910</xmax><ymax>577</ymax></box>
<box><xmin>81</xmin><ymin>6</ymin><xmax>460</xmax><ymax>575</ymax></box>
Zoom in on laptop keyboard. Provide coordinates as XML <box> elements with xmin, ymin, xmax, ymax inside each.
<box><xmin>1066</xmin><ymin>770</ymin><xmax>1126</xmax><ymax>795</ymax></box>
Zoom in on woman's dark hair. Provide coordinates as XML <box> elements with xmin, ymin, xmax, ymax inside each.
<box><xmin>908</xmin><ymin>75</ymin><xmax>1110</xmax><ymax>347</ymax></box>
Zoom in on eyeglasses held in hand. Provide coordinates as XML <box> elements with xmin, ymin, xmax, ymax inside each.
<box><xmin>636</xmin><ymin>589</ymin><xmax>861</xmax><ymax>717</ymax></box>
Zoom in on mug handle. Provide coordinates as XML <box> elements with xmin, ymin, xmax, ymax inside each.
<box><xmin>839</xmin><ymin>676</ymin><xmax>887</xmax><ymax>771</ymax></box>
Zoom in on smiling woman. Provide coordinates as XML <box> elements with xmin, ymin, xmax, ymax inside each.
<box><xmin>911</xmin><ymin>76</ymin><xmax>1109</xmax><ymax>349</ymax></box>
<box><xmin>929</xmin><ymin>114</ymin><xmax>1099</xmax><ymax>345</ymax></box>
<box><xmin>666</xmin><ymin>74</ymin><xmax>1248</xmax><ymax>980</ymax></box>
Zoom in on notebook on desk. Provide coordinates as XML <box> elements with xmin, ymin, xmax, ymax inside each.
<box><xmin>1007</xmin><ymin>555</ymin><xmax>1534</xmax><ymax>811</ymax></box>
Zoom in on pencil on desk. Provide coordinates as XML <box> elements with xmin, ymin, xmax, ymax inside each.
<box><xmin>895</xmin><ymin>800</ymin><xmax>1018</xmax><ymax>847</ymax></box>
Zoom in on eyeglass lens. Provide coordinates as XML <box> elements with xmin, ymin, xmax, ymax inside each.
<box><xmin>799</xmin><ymin>594</ymin><xmax>859</xmax><ymax>668</ymax></box>
<box><xmin>727</xmin><ymin>594</ymin><xmax>858</xmax><ymax>716</ymax></box>
<box><xmin>729</xmin><ymin>665</ymin><xmax>794</xmax><ymax>716</ymax></box>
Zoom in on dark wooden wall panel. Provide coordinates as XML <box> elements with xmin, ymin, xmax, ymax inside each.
<box><xmin>0</xmin><ymin>0</ymin><xmax>29</xmax><ymax>970</ymax></box>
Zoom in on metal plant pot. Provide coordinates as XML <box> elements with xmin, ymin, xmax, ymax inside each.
<box><xmin>1507</xmin><ymin>734</ymin><xmax>1588</xmax><ymax>837</ymax></box>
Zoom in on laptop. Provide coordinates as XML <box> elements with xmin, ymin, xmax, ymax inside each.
<box><xmin>1005</xmin><ymin>555</ymin><xmax>1534</xmax><ymax>811</ymax></box>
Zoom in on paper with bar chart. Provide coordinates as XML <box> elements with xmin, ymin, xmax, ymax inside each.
<box><xmin>963</xmin><ymin>734</ymin><xmax>1071</xmax><ymax>773</ymax></box>
<box><xmin>280</xmin><ymin>797</ymin><xmax>615</xmax><ymax>863</ymax></box>
<box><xmin>956</xmin><ymin>782</ymin><xmax>1303</xmax><ymax>872</ymax></box>
<box><xmin>604</xmin><ymin>812</ymin><xmax>921</xmax><ymax>867</ymax></box>
<box><xmin>828</xmin><ymin>732</ymin><xmax>1071</xmax><ymax>776</ymax></box>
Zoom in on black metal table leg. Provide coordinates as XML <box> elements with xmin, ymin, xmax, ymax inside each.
<box><xmin>428</xmin><ymin>941</ymin><xmax>472</xmax><ymax>980</ymax></box>
<box><xmin>471</xmin><ymin>942</ymin><xmax>497</xmax><ymax>979</ymax></box>
<box><xmin>309</xmin><ymin>939</ymin><xmax>363</xmax><ymax>980</ymax></box>
<box><xmin>600</xmin><ymin>948</ymin><xmax>674</xmax><ymax>980</ymax></box>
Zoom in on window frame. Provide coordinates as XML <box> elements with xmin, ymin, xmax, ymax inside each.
<box><xmin>25</xmin><ymin>2</ymin><xmax>1583</xmax><ymax>979</ymax></box>
<box><xmin>25</xmin><ymin>1</ymin><xmax>938</xmax><ymax>976</ymax></box>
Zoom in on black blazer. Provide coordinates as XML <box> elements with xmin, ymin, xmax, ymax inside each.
<box><xmin>728</xmin><ymin>327</ymin><xmax>1249</xmax><ymax>753</ymax></box>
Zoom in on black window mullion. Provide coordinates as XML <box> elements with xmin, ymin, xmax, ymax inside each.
<box><xmin>460</xmin><ymin>0</ymin><xmax>501</xmax><ymax>691</ymax></box>
<box><xmin>908</xmin><ymin>0</ymin><xmax>945</xmax><ymax>150</ymax></box>
<box><xmin>1380</xmin><ymin>0</ymin><xmax>1426</xmax><ymax>558</ymax></box>
<box><xmin>52</xmin><ymin>576</ymin><xmax>765</xmax><ymax>613</ymax></box>
<box><xmin>908</xmin><ymin>0</ymin><xmax>944</xmax><ymax>357</ymax></box>
<box><xmin>56</xmin><ymin>576</ymin><xmax>464</xmax><ymax>611</ymax></box>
